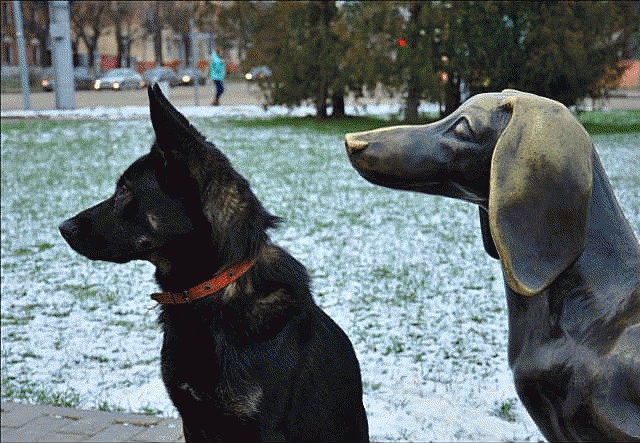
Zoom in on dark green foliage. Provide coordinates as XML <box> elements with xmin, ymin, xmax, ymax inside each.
<box><xmin>495</xmin><ymin>1</ymin><xmax>632</xmax><ymax>106</ymax></box>
<box><xmin>237</xmin><ymin>1</ymin><xmax>350</xmax><ymax>119</ymax></box>
<box><xmin>432</xmin><ymin>1</ymin><xmax>634</xmax><ymax>113</ymax></box>
<box><xmin>218</xmin><ymin>1</ymin><xmax>636</xmax><ymax>120</ymax></box>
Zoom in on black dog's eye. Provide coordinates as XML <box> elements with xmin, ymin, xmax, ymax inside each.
<box><xmin>452</xmin><ymin>118</ymin><xmax>474</xmax><ymax>140</ymax></box>
<box><xmin>113</xmin><ymin>184</ymin><xmax>133</xmax><ymax>213</ymax></box>
<box><xmin>116</xmin><ymin>184</ymin><xmax>131</xmax><ymax>199</ymax></box>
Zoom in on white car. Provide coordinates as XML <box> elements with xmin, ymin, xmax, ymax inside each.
<box><xmin>94</xmin><ymin>68</ymin><xmax>145</xmax><ymax>91</ymax></box>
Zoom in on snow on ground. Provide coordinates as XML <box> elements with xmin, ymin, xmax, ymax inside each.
<box><xmin>2</xmin><ymin>104</ymin><xmax>638</xmax><ymax>442</ymax></box>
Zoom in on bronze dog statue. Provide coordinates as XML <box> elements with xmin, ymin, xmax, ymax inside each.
<box><xmin>345</xmin><ymin>89</ymin><xmax>640</xmax><ymax>441</ymax></box>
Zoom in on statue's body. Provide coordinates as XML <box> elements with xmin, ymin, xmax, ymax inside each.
<box><xmin>345</xmin><ymin>90</ymin><xmax>640</xmax><ymax>441</ymax></box>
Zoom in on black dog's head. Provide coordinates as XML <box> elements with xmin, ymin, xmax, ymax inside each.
<box><xmin>345</xmin><ymin>89</ymin><xmax>594</xmax><ymax>296</ymax></box>
<box><xmin>59</xmin><ymin>85</ymin><xmax>278</xmax><ymax>270</ymax></box>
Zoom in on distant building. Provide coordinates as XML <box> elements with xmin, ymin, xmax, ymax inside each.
<box><xmin>1</xmin><ymin>1</ymin><xmax>241</xmax><ymax>76</ymax></box>
<box><xmin>618</xmin><ymin>60</ymin><xmax>640</xmax><ymax>89</ymax></box>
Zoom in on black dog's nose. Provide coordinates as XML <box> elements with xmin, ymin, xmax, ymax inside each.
<box><xmin>345</xmin><ymin>133</ymin><xmax>369</xmax><ymax>155</ymax></box>
<box><xmin>59</xmin><ymin>219</ymin><xmax>79</xmax><ymax>241</ymax></box>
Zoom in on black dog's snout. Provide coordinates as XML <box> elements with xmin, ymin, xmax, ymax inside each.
<box><xmin>59</xmin><ymin>218</ymin><xmax>87</xmax><ymax>242</ymax></box>
<box><xmin>59</xmin><ymin>219</ymin><xmax>77</xmax><ymax>240</ymax></box>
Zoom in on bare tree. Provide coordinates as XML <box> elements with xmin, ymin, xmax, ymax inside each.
<box><xmin>21</xmin><ymin>1</ymin><xmax>50</xmax><ymax>66</ymax></box>
<box><xmin>164</xmin><ymin>4</ymin><xmax>197</xmax><ymax>67</ymax></box>
<box><xmin>105</xmin><ymin>1</ymin><xmax>137</xmax><ymax>68</ymax></box>
<box><xmin>216</xmin><ymin>2</ymin><xmax>260</xmax><ymax>69</ymax></box>
<box><xmin>70</xmin><ymin>0</ymin><xmax>108</xmax><ymax>74</ymax></box>
<box><xmin>142</xmin><ymin>0</ymin><xmax>166</xmax><ymax>66</ymax></box>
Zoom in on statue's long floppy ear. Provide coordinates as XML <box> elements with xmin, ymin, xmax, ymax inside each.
<box><xmin>488</xmin><ymin>90</ymin><xmax>593</xmax><ymax>296</ymax></box>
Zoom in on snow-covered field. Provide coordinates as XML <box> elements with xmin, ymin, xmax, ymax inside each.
<box><xmin>2</xmin><ymin>104</ymin><xmax>638</xmax><ymax>441</ymax></box>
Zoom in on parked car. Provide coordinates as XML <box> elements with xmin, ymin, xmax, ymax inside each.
<box><xmin>177</xmin><ymin>67</ymin><xmax>206</xmax><ymax>86</ymax></box>
<box><xmin>94</xmin><ymin>68</ymin><xmax>144</xmax><ymax>90</ymax></box>
<box><xmin>41</xmin><ymin>67</ymin><xmax>95</xmax><ymax>91</ymax></box>
<box><xmin>143</xmin><ymin>67</ymin><xmax>179</xmax><ymax>87</ymax></box>
<box><xmin>244</xmin><ymin>65</ymin><xmax>272</xmax><ymax>81</ymax></box>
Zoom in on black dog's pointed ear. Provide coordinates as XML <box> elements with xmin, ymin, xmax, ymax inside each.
<box><xmin>148</xmin><ymin>84</ymin><xmax>206</xmax><ymax>159</ymax></box>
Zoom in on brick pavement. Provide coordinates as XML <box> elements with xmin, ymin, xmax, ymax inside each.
<box><xmin>1</xmin><ymin>402</ymin><xmax>184</xmax><ymax>443</ymax></box>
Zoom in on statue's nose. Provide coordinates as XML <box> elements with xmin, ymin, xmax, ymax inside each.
<box><xmin>344</xmin><ymin>133</ymin><xmax>369</xmax><ymax>155</ymax></box>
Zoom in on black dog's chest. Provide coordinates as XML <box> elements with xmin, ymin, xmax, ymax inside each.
<box><xmin>160</xmin><ymin>321</ymin><xmax>265</xmax><ymax>417</ymax></box>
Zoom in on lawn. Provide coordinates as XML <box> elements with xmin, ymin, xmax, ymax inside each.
<box><xmin>1</xmin><ymin>111</ymin><xmax>638</xmax><ymax>441</ymax></box>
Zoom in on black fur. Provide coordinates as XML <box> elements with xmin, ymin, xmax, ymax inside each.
<box><xmin>59</xmin><ymin>84</ymin><xmax>369</xmax><ymax>442</ymax></box>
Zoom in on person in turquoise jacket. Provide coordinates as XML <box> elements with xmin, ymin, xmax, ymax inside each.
<box><xmin>209</xmin><ymin>48</ymin><xmax>226</xmax><ymax>105</ymax></box>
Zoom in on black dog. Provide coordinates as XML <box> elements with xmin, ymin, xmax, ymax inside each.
<box><xmin>60</xmin><ymin>85</ymin><xmax>368</xmax><ymax>442</ymax></box>
<box><xmin>345</xmin><ymin>90</ymin><xmax>639</xmax><ymax>441</ymax></box>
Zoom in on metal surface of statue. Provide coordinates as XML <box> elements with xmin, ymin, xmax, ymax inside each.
<box><xmin>345</xmin><ymin>89</ymin><xmax>640</xmax><ymax>442</ymax></box>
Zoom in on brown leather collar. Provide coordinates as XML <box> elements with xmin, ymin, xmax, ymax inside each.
<box><xmin>151</xmin><ymin>258</ymin><xmax>258</xmax><ymax>304</ymax></box>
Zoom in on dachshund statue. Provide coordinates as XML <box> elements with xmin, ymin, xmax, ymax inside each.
<box><xmin>345</xmin><ymin>89</ymin><xmax>640</xmax><ymax>442</ymax></box>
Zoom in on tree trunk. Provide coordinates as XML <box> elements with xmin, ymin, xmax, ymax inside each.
<box><xmin>183</xmin><ymin>33</ymin><xmax>191</xmax><ymax>66</ymax></box>
<box><xmin>152</xmin><ymin>1</ymin><xmax>163</xmax><ymax>67</ymax></box>
<box><xmin>443</xmin><ymin>71</ymin><xmax>461</xmax><ymax>117</ymax></box>
<box><xmin>331</xmin><ymin>94</ymin><xmax>345</xmax><ymax>119</ymax></box>
<box><xmin>403</xmin><ymin>1</ymin><xmax>423</xmax><ymax>123</ymax></box>
<box><xmin>405</xmin><ymin>76</ymin><xmax>420</xmax><ymax>123</ymax></box>
<box><xmin>316</xmin><ymin>95</ymin><xmax>329</xmax><ymax>119</ymax></box>
<box><xmin>115</xmin><ymin>21</ymin><xmax>124</xmax><ymax>67</ymax></box>
<box><xmin>87</xmin><ymin>37</ymin><xmax>97</xmax><ymax>74</ymax></box>
<box><xmin>154</xmin><ymin>27</ymin><xmax>163</xmax><ymax>66</ymax></box>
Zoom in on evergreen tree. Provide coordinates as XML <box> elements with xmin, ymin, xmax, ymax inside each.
<box><xmin>514</xmin><ymin>1</ymin><xmax>630</xmax><ymax>106</ymax></box>
<box><xmin>219</xmin><ymin>1</ymin><xmax>633</xmax><ymax>119</ymax></box>
<box><xmin>244</xmin><ymin>1</ymin><xmax>350</xmax><ymax>119</ymax></box>
<box><xmin>394</xmin><ymin>2</ymin><xmax>440</xmax><ymax>122</ymax></box>
<box><xmin>440</xmin><ymin>1</ymin><xmax>632</xmax><ymax>111</ymax></box>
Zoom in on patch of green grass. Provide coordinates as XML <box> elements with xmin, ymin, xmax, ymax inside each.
<box><xmin>372</xmin><ymin>265</ymin><xmax>393</xmax><ymax>279</ymax></box>
<box><xmin>36</xmin><ymin>389</ymin><xmax>81</xmax><ymax>408</ymax></box>
<box><xmin>383</xmin><ymin>336</ymin><xmax>405</xmax><ymax>355</ymax></box>
<box><xmin>494</xmin><ymin>398</ymin><xmax>518</xmax><ymax>422</ymax></box>
<box><xmin>13</xmin><ymin>247</ymin><xmax>32</xmax><ymax>256</ymax></box>
<box><xmin>21</xmin><ymin>304</ymin><xmax>44</xmax><ymax>313</ymax></box>
<box><xmin>2</xmin><ymin>262</ymin><xmax>18</xmax><ymax>271</ymax></box>
<box><xmin>118</xmin><ymin>351</ymin><xmax>163</xmax><ymax>369</ymax></box>
<box><xmin>577</xmin><ymin>110</ymin><xmax>640</xmax><ymax>134</ymax></box>
<box><xmin>221</xmin><ymin>110</ymin><xmax>640</xmax><ymax>135</ymax></box>
<box><xmin>20</xmin><ymin>351</ymin><xmax>41</xmax><ymax>359</ymax></box>
<box><xmin>36</xmin><ymin>242</ymin><xmax>55</xmax><ymax>252</ymax></box>
<box><xmin>224</xmin><ymin>115</ymin><xmax>409</xmax><ymax>134</ymax></box>
<box><xmin>98</xmin><ymin>401</ymin><xmax>125</xmax><ymax>413</ymax></box>
<box><xmin>1</xmin><ymin>313</ymin><xmax>35</xmax><ymax>326</ymax></box>
<box><xmin>57</xmin><ymin>284</ymin><xmax>119</xmax><ymax>305</ymax></box>
<box><xmin>581</xmin><ymin>122</ymin><xmax>640</xmax><ymax>134</ymax></box>
<box><xmin>1</xmin><ymin>376</ymin><xmax>80</xmax><ymax>408</ymax></box>
<box><xmin>363</xmin><ymin>381</ymin><xmax>382</xmax><ymax>391</ymax></box>
<box><xmin>394</xmin><ymin>288</ymin><xmax>417</xmax><ymax>304</ymax></box>
<box><xmin>137</xmin><ymin>405</ymin><xmax>163</xmax><ymax>416</ymax></box>
<box><xmin>5</xmin><ymin>332</ymin><xmax>29</xmax><ymax>342</ymax></box>
<box><xmin>59</xmin><ymin>284</ymin><xmax>99</xmax><ymax>300</ymax></box>
<box><xmin>109</xmin><ymin>320</ymin><xmax>135</xmax><ymax>332</ymax></box>
<box><xmin>47</xmin><ymin>310</ymin><xmax>71</xmax><ymax>318</ymax></box>
<box><xmin>83</xmin><ymin>354</ymin><xmax>109</xmax><ymax>363</ymax></box>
